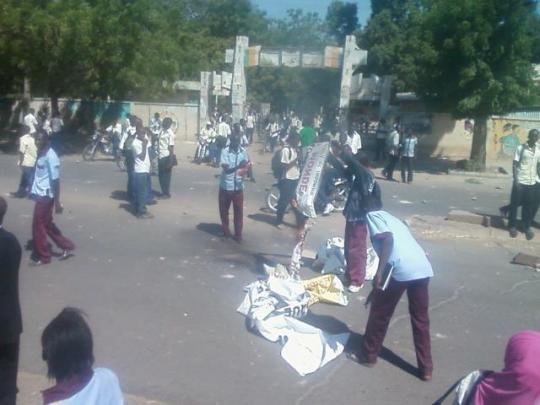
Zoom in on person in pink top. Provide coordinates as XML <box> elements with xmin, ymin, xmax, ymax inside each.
<box><xmin>474</xmin><ymin>330</ymin><xmax>540</xmax><ymax>405</ymax></box>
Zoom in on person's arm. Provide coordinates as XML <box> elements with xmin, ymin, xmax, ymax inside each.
<box><xmin>512</xmin><ymin>146</ymin><xmax>521</xmax><ymax>182</ymax></box>
<box><xmin>281</xmin><ymin>148</ymin><xmax>298</xmax><ymax>170</ymax></box>
<box><xmin>372</xmin><ymin>232</ymin><xmax>393</xmax><ymax>289</ymax></box>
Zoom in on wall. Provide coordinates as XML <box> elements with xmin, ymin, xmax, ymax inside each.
<box><xmin>487</xmin><ymin>114</ymin><xmax>540</xmax><ymax>166</ymax></box>
<box><xmin>419</xmin><ymin>113</ymin><xmax>474</xmax><ymax>160</ymax></box>
<box><xmin>27</xmin><ymin>98</ymin><xmax>199</xmax><ymax>141</ymax></box>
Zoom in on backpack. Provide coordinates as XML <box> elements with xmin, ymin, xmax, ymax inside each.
<box><xmin>271</xmin><ymin>148</ymin><xmax>287</xmax><ymax>179</ymax></box>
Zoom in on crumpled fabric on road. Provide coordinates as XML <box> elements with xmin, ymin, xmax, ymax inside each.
<box><xmin>313</xmin><ymin>237</ymin><xmax>379</xmax><ymax>280</ymax></box>
<box><xmin>237</xmin><ymin>273</ymin><xmax>350</xmax><ymax>376</ymax></box>
<box><xmin>302</xmin><ymin>274</ymin><xmax>349</xmax><ymax>306</ymax></box>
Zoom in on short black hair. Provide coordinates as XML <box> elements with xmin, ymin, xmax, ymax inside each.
<box><xmin>162</xmin><ymin>117</ymin><xmax>173</xmax><ymax>130</ymax></box>
<box><xmin>41</xmin><ymin>308</ymin><xmax>94</xmax><ymax>381</ymax></box>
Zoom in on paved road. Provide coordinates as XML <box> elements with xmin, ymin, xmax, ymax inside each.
<box><xmin>0</xmin><ymin>143</ymin><xmax>538</xmax><ymax>404</ymax></box>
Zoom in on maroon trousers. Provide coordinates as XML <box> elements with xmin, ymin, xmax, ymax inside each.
<box><xmin>218</xmin><ymin>189</ymin><xmax>243</xmax><ymax>239</ymax></box>
<box><xmin>362</xmin><ymin>277</ymin><xmax>432</xmax><ymax>374</ymax></box>
<box><xmin>32</xmin><ymin>197</ymin><xmax>75</xmax><ymax>263</ymax></box>
<box><xmin>344</xmin><ymin>221</ymin><xmax>368</xmax><ymax>286</ymax></box>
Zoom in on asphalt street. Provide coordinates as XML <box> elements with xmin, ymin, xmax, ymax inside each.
<box><xmin>1</xmin><ymin>142</ymin><xmax>539</xmax><ymax>404</ymax></box>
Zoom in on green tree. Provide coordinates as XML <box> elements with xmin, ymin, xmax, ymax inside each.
<box><xmin>326</xmin><ymin>1</ymin><xmax>359</xmax><ymax>45</ymax></box>
<box><xmin>416</xmin><ymin>0</ymin><xmax>538</xmax><ymax>167</ymax></box>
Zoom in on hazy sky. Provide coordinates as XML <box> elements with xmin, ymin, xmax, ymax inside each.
<box><xmin>252</xmin><ymin>0</ymin><xmax>371</xmax><ymax>26</ymax></box>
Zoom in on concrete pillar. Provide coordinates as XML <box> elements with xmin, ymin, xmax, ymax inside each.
<box><xmin>231</xmin><ymin>36</ymin><xmax>248</xmax><ymax>124</ymax></box>
<box><xmin>379</xmin><ymin>75</ymin><xmax>393</xmax><ymax>119</ymax></box>
<box><xmin>199</xmin><ymin>71</ymin><xmax>211</xmax><ymax>134</ymax></box>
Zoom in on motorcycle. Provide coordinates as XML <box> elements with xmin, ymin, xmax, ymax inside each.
<box><xmin>82</xmin><ymin>130</ymin><xmax>125</xmax><ymax>170</ymax></box>
<box><xmin>194</xmin><ymin>136</ymin><xmax>212</xmax><ymax>164</ymax></box>
<box><xmin>265</xmin><ymin>175</ymin><xmax>349</xmax><ymax>215</ymax></box>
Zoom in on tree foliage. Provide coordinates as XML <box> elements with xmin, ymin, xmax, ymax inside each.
<box><xmin>326</xmin><ymin>1</ymin><xmax>359</xmax><ymax>45</ymax></box>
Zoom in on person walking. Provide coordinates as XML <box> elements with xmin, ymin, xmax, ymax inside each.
<box><xmin>275</xmin><ymin>132</ymin><xmax>301</xmax><ymax>229</ymax></box>
<box><xmin>29</xmin><ymin>131</ymin><xmax>75</xmax><ymax>265</ymax></box>
<box><xmin>400</xmin><ymin>130</ymin><xmax>418</xmax><ymax>184</ymax></box>
<box><xmin>299</xmin><ymin>119</ymin><xmax>317</xmax><ymax>163</ymax></box>
<box><xmin>339</xmin><ymin>151</ymin><xmax>381</xmax><ymax>293</ymax></box>
<box><xmin>157</xmin><ymin>117</ymin><xmax>175</xmax><ymax>199</ymax></box>
<box><xmin>13</xmin><ymin>125</ymin><xmax>37</xmax><ymax>198</ymax></box>
<box><xmin>383</xmin><ymin>125</ymin><xmax>400</xmax><ymax>181</ymax></box>
<box><xmin>0</xmin><ymin>197</ymin><xmax>23</xmax><ymax>405</ymax></box>
<box><xmin>131</xmin><ymin>123</ymin><xmax>153</xmax><ymax>219</ymax></box>
<box><xmin>374</xmin><ymin>118</ymin><xmax>388</xmax><ymax>162</ymax></box>
<box><xmin>119</xmin><ymin>116</ymin><xmax>137</xmax><ymax>203</ymax></box>
<box><xmin>23</xmin><ymin>108</ymin><xmax>38</xmax><ymax>134</ymax></box>
<box><xmin>218</xmin><ymin>131</ymin><xmax>249</xmax><ymax>242</ymax></box>
<box><xmin>245</xmin><ymin>111</ymin><xmax>255</xmax><ymax>144</ymax></box>
<box><xmin>349</xmin><ymin>198</ymin><xmax>434</xmax><ymax>382</ymax></box>
<box><xmin>508</xmin><ymin>129</ymin><xmax>540</xmax><ymax>240</ymax></box>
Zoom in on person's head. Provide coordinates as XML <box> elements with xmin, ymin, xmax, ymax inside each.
<box><xmin>528</xmin><ymin>129</ymin><xmax>539</xmax><ymax>146</ymax></box>
<box><xmin>134</xmin><ymin>119</ymin><xmax>145</xmax><ymax>139</ymax></box>
<box><xmin>29</xmin><ymin>108</ymin><xmax>35</xmax><ymax>115</ymax></box>
<box><xmin>339</xmin><ymin>132</ymin><xmax>348</xmax><ymax>145</ymax></box>
<box><xmin>229</xmin><ymin>133</ymin><xmax>241</xmax><ymax>151</ymax></box>
<box><xmin>240</xmin><ymin>118</ymin><xmax>245</xmax><ymax>126</ymax></box>
<box><xmin>0</xmin><ymin>196</ymin><xmax>7</xmax><ymax>225</ymax></box>
<box><xmin>357</xmin><ymin>151</ymin><xmax>371</xmax><ymax>168</ymax></box>
<box><xmin>288</xmin><ymin>131</ymin><xmax>300</xmax><ymax>147</ymax></box>
<box><xmin>35</xmin><ymin>130</ymin><xmax>50</xmax><ymax>152</ymax></box>
<box><xmin>162</xmin><ymin>117</ymin><xmax>173</xmax><ymax>131</ymax></box>
<box><xmin>206</xmin><ymin>122</ymin><xmax>212</xmax><ymax>129</ymax></box>
<box><xmin>41</xmin><ymin>308</ymin><xmax>94</xmax><ymax>381</ymax></box>
<box><xmin>154</xmin><ymin>112</ymin><xmax>160</xmax><ymax>120</ymax></box>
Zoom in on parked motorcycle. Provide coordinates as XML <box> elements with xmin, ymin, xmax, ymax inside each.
<box><xmin>82</xmin><ymin>130</ymin><xmax>125</xmax><ymax>170</ymax></box>
<box><xmin>265</xmin><ymin>176</ymin><xmax>348</xmax><ymax>214</ymax></box>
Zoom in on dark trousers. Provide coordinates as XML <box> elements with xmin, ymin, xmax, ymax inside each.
<box><xmin>0</xmin><ymin>339</ymin><xmax>19</xmax><ymax>405</ymax></box>
<box><xmin>133</xmin><ymin>172</ymin><xmax>149</xmax><ymax>216</ymax></box>
<box><xmin>32</xmin><ymin>197</ymin><xmax>75</xmax><ymax>263</ymax></box>
<box><xmin>384</xmin><ymin>154</ymin><xmax>399</xmax><ymax>179</ymax></box>
<box><xmin>158</xmin><ymin>156</ymin><xmax>172</xmax><ymax>197</ymax></box>
<box><xmin>532</xmin><ymin>183</ymin><xmax>540</xmax><ymax>223</ymax></box>
<box><xmin>375</xmin><ymin>139</ymin><xmax>386</xmax><ymax>161</ymax></box>
<box><xmin>125</xmin><ymin>155</ymin><xmax>135</xmax><ymax>203</ymax></box>
<box><xmin>16</xmin><ymin>166</ymin><xmax>34</xmax><ymax>196</ymax></box>
<box><xmin>508</xmin><ymin>183</ymin><xmax>537</xmax><ymax>229</ymax></box>
<box><xmin>218</xmin><ymin>188</ymin><xmax>243</xmax><ymax>239</ymax></box>
<box><xmin>362</xmin><ymin>277</ymin><xmax>432</xmax><ymax>374</ymax></box>
<box><xmin>276</xmin><ymin>179</ymin><xmax>299</xmax><ymax>224</ymax></box>
<box><xmin>246</xmin><ymin>127</ymin><xmax>254</xmax><ymax>144</ymax></box>
<box><xmin>401</xmin><ymin>156</ymin><xmax>414</xmax><ymax>183</ymax></box>
<box><xmin>344</xmin><ymin>221</ymin><xmax>368</xmax><ymax>286</ymax></box>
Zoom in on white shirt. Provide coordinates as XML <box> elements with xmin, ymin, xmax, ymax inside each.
<box><xmin>157</xmin><ymin>128</ymin><xmax>175</xmax><ymax>159</ymax></box>
<box><xmin>132</xmin><ymin>138</ymin><xmax>151</xmax><ymax>173</ymax></box>
<box><xmin>24</xmin><ymin>113</ymin><xmax>38</xmax><ymax>134</ymax></box>
<box><xmin>119</xmin><ymin>126</ymin><xmax>135</xmax><ymax>150</ymax></box>
<box><xmin>514</xmin><ymin>143</ymin><xmax>540</xmax><ymax>186</ymax></box>
<box><xmin>386</xmin><ymin>130</ymin><xmax>400</xmax><ymax>155</ymax></box>
<box><xmin>401</xmin><ymin>136</ymin><xmax>418</xmax><ymax>158</ymax></box>
<box><xmin>51</xmin><ymin>117</ymin><xmax>64</xmax><ymax>133</ymax></box>
<box><xmin>48</xmin><ymin>368</ymin><xmax>124</xmax><ymax>405</ymax></box>
<box><xmin>281</xmin><ymin>146</ymin><xmax>300</xmax><ymax>180</ymax></box>
<box><xmin>31</xmin><ymin>148</ymin><xmax>60</xmax><ymax>198</ymax></box>
<box><xmin>19</xmin><ymin>134</ymin><xmax>37</xmax><ymax>167</ymax></box>
<box><xmin>201</xmin><ymin>127</ymin><xmax>216</xmax><ymax>141</ymax></box>
<box><xmin>217</xmin><ymin>122</ymin><xmax>231</xmax><ymax>137</ymax></box>
<box><xmin>246</xmin><ymin>115</ymin><xmax>255</xmax><ymax>129</ymax></box>
<box><xmin>347</xmin><ymin>131</ymin><xmax>362</xmax><ymax>154</ymax></box>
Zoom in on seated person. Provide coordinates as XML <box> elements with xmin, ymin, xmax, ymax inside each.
<box><xmin>41</xmin><ymin>308</ymin><xmax>124</xmax><ymax>405</ymax></box>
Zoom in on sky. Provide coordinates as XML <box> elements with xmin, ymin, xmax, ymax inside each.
<box><xmin>252</xmin><ymin>0</ymin><xmax>371</xmax><ymax>26</ymax></box>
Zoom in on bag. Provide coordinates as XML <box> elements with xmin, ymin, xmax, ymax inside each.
<box><xmin>432</xmin><ymin>370</ymin><xmax>492</xmax><ymax>405</ymax></box>
<box><xmin>272</xmin><ymin>148</ymin><xmax>286</xmax><ymax>179</ymax></box>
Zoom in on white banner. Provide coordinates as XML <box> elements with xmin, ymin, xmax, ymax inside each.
<box><xmin>295</xmin><ymin>142</ymin><xmax>330</xmax><ymax>218</ymax></box>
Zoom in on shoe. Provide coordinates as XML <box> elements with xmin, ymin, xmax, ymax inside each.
<box><xmin>147</xmin><ymin>200</ymin><xmax>157</xmax><ymax>205</ymax></box>
<box><xmin>275</xmin><ymin>223</ymin><xmax>284</xmax><ymax>230</ymax></box>
<box><xmin>323</xmin><ymin>203</ymin><xmax>335</xmax><ymax>216</ymax></box>
<box><xmin>419</xmin><ymin>371</ymin><xmax>432</xmax><ymax>381</ymax></box>
<box><xmin>220</xmin><ymin>230</ymin><xmax>232</xmax><ymax>238</ymax></box>
<box><xmin>59</xmin><ymin>250</ymin><xmax>74</xmax><ymax>261</ymax></box>
<box><xmin>509</xmin><ymin>228</ymin><xmax>518</xmax><ymax>238</ymax></box>
<box><xmin>158</xmin><ymin>194</ymin><xmax>171</xmax><ymax>200</ymax></box>
<box><xmin>525</xmin><ymin>229</ymin><xmax>535</xmax><ymax>241</ymax></box>
<box><xmin>137</xmin><ymin>212</ymin><xmax>154</xmax><ymax>219</ymax></box>
<box><xmin>347</xmin><ymin>352</ymin><xmax>376</xmax><ymax>367</ymax></box>
<box><xmin>233</xmin><ymin>235</ymin><xmax>242</xmax><ymax>243</ymax></box>
<box><xmin>348</xmin><ymin>283</ymin><xmax>364</xmax><ymax>293</ymax></box>
<box><xmin>29</xmin><ymin>259</ymin><xmax>45</xmax><ymax>267</ymax></box>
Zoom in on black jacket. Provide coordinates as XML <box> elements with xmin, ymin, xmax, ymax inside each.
<box><xmin>341</xmin><ymin>152</ymin><xmax>381</xmax><ymax>222</ymax></box>
<box><xmin>0</xmin><ymin>227</ymin><xmax>22</xmax><ymax>342</ymax></box>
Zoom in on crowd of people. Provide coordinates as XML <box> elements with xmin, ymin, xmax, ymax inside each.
<box><xmin>1</xmin><ymin>104</ymin><xmax>539</xmax><ymax>404</ymax></box>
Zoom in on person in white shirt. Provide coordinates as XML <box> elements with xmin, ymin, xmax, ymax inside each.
<box><xmin>50</xmin><ymin>112</ymin><xmax>64</xmax><ymax>135</ymax></box>
<box><xmin>374</xmin><ymin>118</ymin><xmax>388</xmax><ymax>161</ymax></box>
<box><xmin>216</xmin><ymin>118</ymin><xmax>231</xmax><ymax>167</ymax></box>
<box><xmin>245</xmin><ymin>112</ymin><xmax>255</xmax><ymax>144</ymax></box>
<box><xmin>157</xmin><ymin>117</ymin><xmax>175</xmax><ymax>198</ymax></box>
<box><xmin>23</xmin><ymin>108</ymin><xmax>38</xmax><ymax>134</ymax></box>
<box><xmin>14</xmin><ymin>125</ymin><xmax>37</xmax><ymax>198</ymax></box>
<box><xmin>400</xmin><ymin>130</ymin><xmax>418</xmax><ymax>184</ymax></box>
<box><xmin>41</xmin><ymin>308</ymin><xmax>124</xmax><ymax>405</ymax></box>
<box><xmin>106</xmin><ymin>118</ymin><xmax>123</xmax><ymax>160</ymax></box>
<box><xmin>346</xmin><ymin>127</ymin><xmax>362</xmax><ymax>155</ymax></box>
<box><xmin>508</xmin><ymin>129</ymin><xmax>539</xmax><ymax>240</ymax></box>
<box><xmin>131</xmin><ymin>122</ymin><xmax>153</xmax><ymax>218</ymax></box>
<box><xmin>383</xmin><ymin>126</ymin><xmax>401</xmax><ymax>181</ymax></box>
<box><xmin>276</xmin><ymin>132</ymin><xmax>302</xmax><ymax>229</ymax></box>
<box><xmin>199</xmin><ymin>122</ymin><xmax>217</xmax><ymax>164</ymax></box>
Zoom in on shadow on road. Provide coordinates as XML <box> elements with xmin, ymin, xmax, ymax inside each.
<box><xmin>196</xmin><ymin>222</ymin><xmax>223</xmax><ymax>237</ymax></box>
<box><xmin>110</xmin><ymin>190</ymin><xmax>129</xmax><ymax>201</ymax></box>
